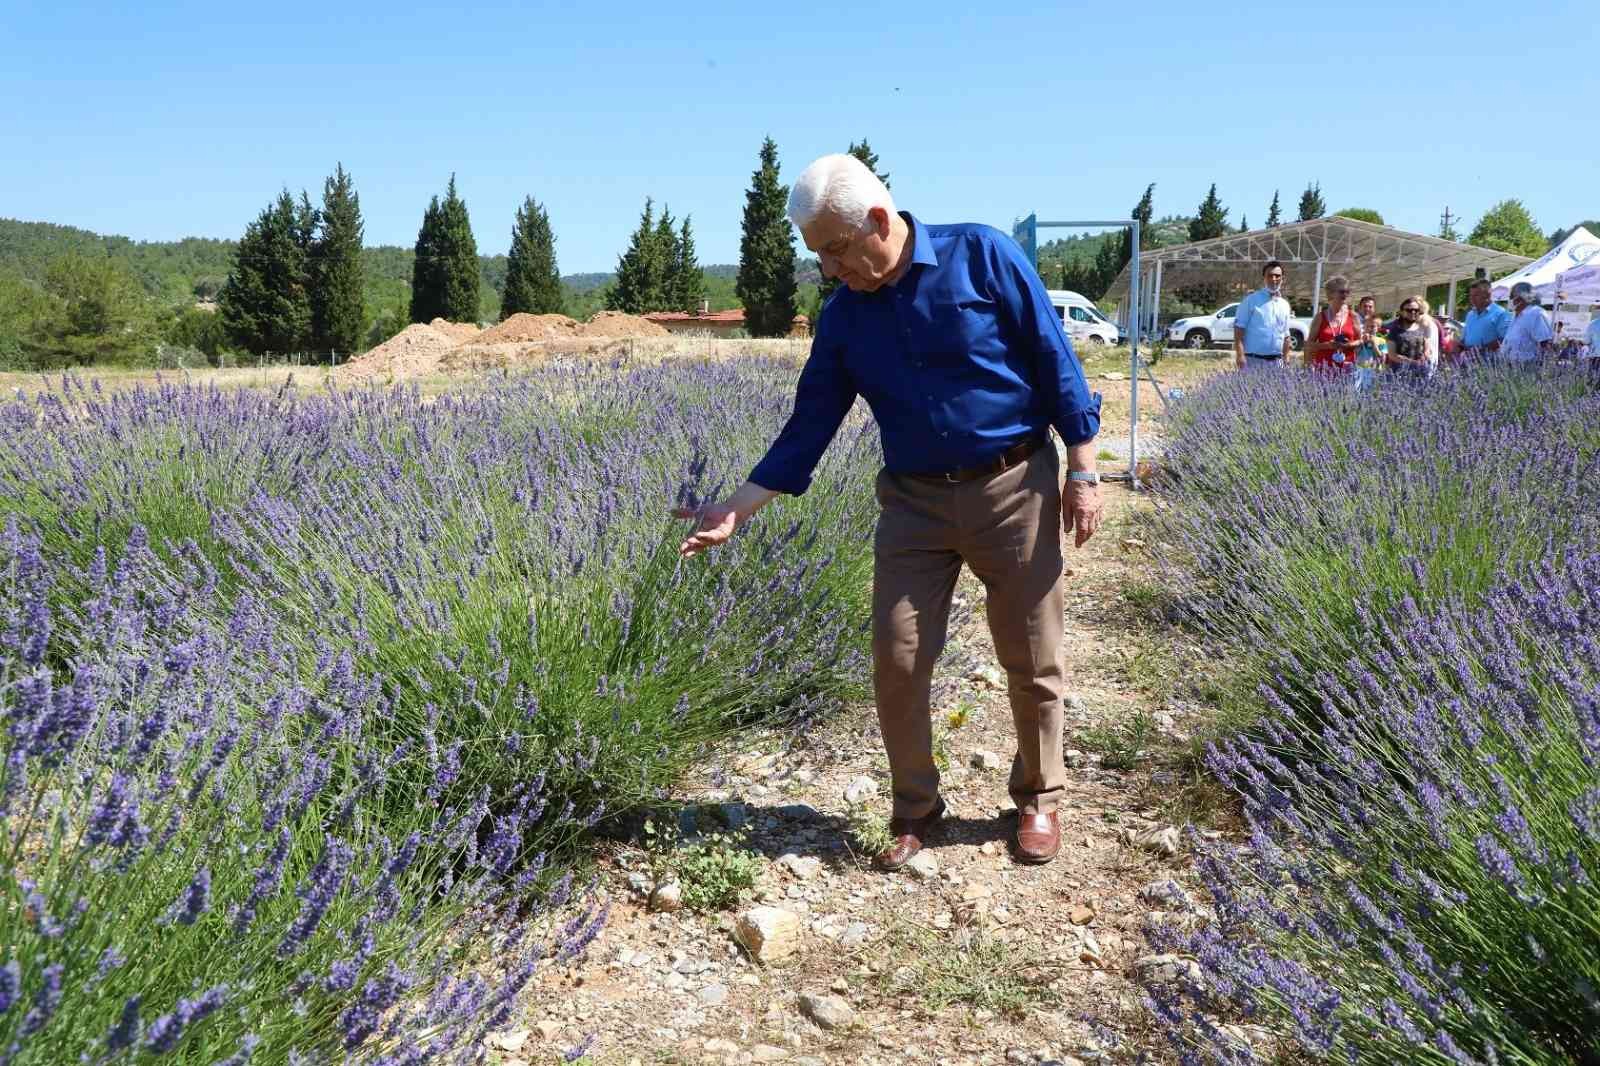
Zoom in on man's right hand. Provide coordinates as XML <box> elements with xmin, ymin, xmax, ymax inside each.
<box><xmin>674</xmin><ymin>502</ymin><xmax>740</xmax><ymax>557</ymax></box>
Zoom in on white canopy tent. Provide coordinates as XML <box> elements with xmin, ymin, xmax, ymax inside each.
<box><xmin>1489</xmin><ymin>226</ymin><xmax>1600</xmax><ymax>301</ymax></box>
<box><xmin>1105</xmin><ymin>217</ymin><xmax>1532</xmax><ymax>335</ymax></box>
<box><xmin>1555</xmin><ymin>262</ymin><xmax>1600</xmax><ymax>305</ymax></box>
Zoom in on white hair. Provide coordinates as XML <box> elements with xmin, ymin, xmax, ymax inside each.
<box><xmin>787</xmin><ymin>153</ymin><xmax>894</xmax><ymax>230</ymax></box>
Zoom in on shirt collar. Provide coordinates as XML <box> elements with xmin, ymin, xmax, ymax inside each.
<box><xmin>902</xmin><ymin>212</ymin><xmax>939</xmax><ymax>269</ymax></box>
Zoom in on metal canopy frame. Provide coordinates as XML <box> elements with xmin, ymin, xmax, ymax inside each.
<box><xmin>1102</xmin><ymin>216</ymin><xmax>1532</xmax><ymax>322</ymax></box>
<box><xmin>1013</xmin><ymin>213</ymin><xmax>1157</xmax><ymax>487</ymax></box>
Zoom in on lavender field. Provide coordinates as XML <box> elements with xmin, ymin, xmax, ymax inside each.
<box><xmin>0</xmin><ymin>360</ymin><xmax>879</xmax><ymax>1062</ymax></box>
<box><xmin>1145</xmin><ymin>367</ymin><xmax>1600</xmax><ymax>1064</ymax></box>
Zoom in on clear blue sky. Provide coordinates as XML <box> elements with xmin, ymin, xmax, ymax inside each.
<box><xmin>3</xmin><ymin>0</ymin><xmax>1596</xmax><ymax>273</ymax></box>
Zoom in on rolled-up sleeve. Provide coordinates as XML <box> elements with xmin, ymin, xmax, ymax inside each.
<box><xmin>991</xmin><ymin>236</ymin><xmax>1101</xmax><ymax>446</ymax></box>
<box><xmin>748</xmin><ymin>318</ymin><xmax>857</xmax><ymax>495</ymax></box>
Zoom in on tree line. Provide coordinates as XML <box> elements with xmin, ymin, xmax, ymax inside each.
<box><xmin>1045</xmin><ymin>178</ymin><xmax>1566</xmax><ymax>304</ymax></box>
<box><xmin>218</xmin><ymin>170</ymin><xmax>566</xmax><ymax>358</ymax></box>
<box><xmin>4</xmin><ymin>156</ymin><xmax>1591</xmax><ymax>370</ymax></box>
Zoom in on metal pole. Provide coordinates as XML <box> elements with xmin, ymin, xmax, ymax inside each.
<box><xmin>1129</xmin><ymin>221</ymin><xmax>1141</xmax><ymax>487</ymax></box>
<box><xmin>1151</xmin><ymin>259</ymin><xmax>1163</xmax><ymax>339</ymax></box>
<box><xmin>1310</xmin><ymin>258</ymin><xmax>1325</xmax><ymax>325</ymax></box>
<box><xmin>1447</xmin><ymin>279</ymin><xmax>1457</xmax><ymax>318</ymax></box>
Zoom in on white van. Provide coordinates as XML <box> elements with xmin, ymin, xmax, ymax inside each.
<box><xmin>1046</xmin><ymin>289</ymin><xmax>1122</xmax><ymax>346</ymax></box>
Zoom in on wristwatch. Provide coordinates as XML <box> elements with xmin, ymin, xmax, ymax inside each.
<box><xmin>1067</xmin><ymin>470</ymin><xmax>1100</xmax><ymax>485</ymax></box>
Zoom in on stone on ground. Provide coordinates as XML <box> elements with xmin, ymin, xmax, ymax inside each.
<box><xmin>733</xmin><ymin>906</ymin><xmax>803</xmax><ymax>962</ymax></box>
<box><xmin>799</xmin><ymin>991</ymin><xmax>856</xmax><ymax>1030</ymax></box>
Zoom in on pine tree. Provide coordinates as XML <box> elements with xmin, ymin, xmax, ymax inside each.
<box><xmin>311</xmin><ymin>164</ymin><xmax>364</xmax><ymax>358</ymax></box>
<box><xmin>1240</xmin><ymin>214</ymin><xmax>1250</xmax><ymax>231</ymax></box>
<box><xmin>737</xmin><ymin>137</ymin><xmax>798</xmax><ymax>337</ymax></box>
<box><xmin>608</xmin><ymin>198</ymin><xmax>671</xmax><ymax>313</ymax></box>
<box><xmin>817</xmin><ymin>139</ymin><xmax>893</xmax><ymax>304</ymax></box>
<box><xmin>669</xmin><ymin>216</ymin><xmax>706</xmax><ymax>312</ymax></box>
<box><xmin>1189</xmin><ymin>184</ymin><xmax>1228</xmax><ymax>241</ymax></box>
<box><xmin>653</xmin><ymin>204</ymin><xmax>678</xmax><ymax>310</ymax></box>
<box><xmin>501</xmin><ymin>196</ymin><xmax>563</xmax><ymax>318</ymax></box>
<box><xmin>410</xmin><ymin>175</ymin><xmax>479</xmax><ymax>323</ymax></box>
<box><xmin>1297</xmin><ymin>182</ymin><xmax>1325</xmax><ymax>222</ymax></box>
<box><xmin>1266</xmin><ymin>190</ymin><xmax>1282</xmax><ymax>227</ymax></box>
<box><xmin>1092</xmin><ymin>182</ymin><xmax>1156</xmax><ymax>296</ymax></box>
<box><xmin>220</xmin><ymin>190</ymin><xmax>313</xmax><ymax>356</ymax></box>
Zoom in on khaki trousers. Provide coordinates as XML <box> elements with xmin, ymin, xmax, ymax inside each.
<box><xmin>871</xmin><ymin>444</ymin><xmax>1067</xmax><ymax>819</ymax></box>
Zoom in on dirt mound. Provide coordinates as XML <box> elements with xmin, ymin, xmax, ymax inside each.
<box><xmin>578</xmin><ymin>311</ymin><xmax>669</xmax><ymax>338</ymax></box>
<box><xmin>475</xmin><ymin>313</ymin><xmax>582</xmax><ymax>345</ymax></box>
<box><xmin>338</xmin><ymin>324</ymin><xmax>457</xmax><ymax>382</ymax></box>
<box><xmin>428</xmin><ymin>318</ymin><xmax>481</xmax><ymax>343</ymax></box>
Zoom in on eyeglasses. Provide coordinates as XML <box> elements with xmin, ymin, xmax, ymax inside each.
<box><xmin>1401</xmin><ymin>305</ymin><xmax>1420</xmax><ymax>313</ymax></box>
<box><xmin>1333</xmin><ymin>289</ymin><xmax>1350</xmax><ymax>295</ymax></box>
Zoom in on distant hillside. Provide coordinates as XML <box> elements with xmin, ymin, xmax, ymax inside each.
<box><xmin>1</xmin><ymin>218</ymin><xmax>813</xmax><ymax>321</ymax></box>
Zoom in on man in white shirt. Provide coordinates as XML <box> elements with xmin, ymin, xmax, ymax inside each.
<box><xmin>1502</xmin><ymin>281</ymin><xmax>1554</xmax><ymax>364</ymax></box>
<box><xmin>1233</xmin><ymin>261</ymin><xmax>1293</xmax><ymax>372</ymax></box>
<box><xmin>1585</xmin><ymin>312</ymin><xmax>1600</xmax><ymax>354</ymax></box>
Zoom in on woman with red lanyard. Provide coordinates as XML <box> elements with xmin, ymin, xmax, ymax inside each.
<box><xmin>1305</xmin><ymin>274</ymin><xmax>1361</xmax><ymax>372</ymax></box>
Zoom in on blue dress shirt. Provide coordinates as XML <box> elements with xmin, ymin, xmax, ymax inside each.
<box><xmin>1235</xmin><ymin>287</ymin><xmax>1291</xmax><ymax>356</ymax></box>
<box><xmin>749</xmin><ymin>214</ymin><xmax>1101</xmax><ymax>495</ymax></box>
<box><xmin>1462</xmin><ymin>303</ymin><xmax>1512</xmax><ymax>348</ymax></box>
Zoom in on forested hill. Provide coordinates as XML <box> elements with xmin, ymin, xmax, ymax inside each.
<box><xmin>0</xmin><ymin>217</ymin><xmax>765</xmax><ymax>309</ymax></box>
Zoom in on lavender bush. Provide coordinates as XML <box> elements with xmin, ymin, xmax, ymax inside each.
<box><xmin>1</xmin><ymin>520</ymin><xmax>602</xmax><ymax>1062</ymax></box>
<box><xmin>1145</xmin><ymin>366</ymin><xmax>1600</xmax><ymax>1064</ymax></box>
<box><xmin>0</xmin><ymin>358</ymin><xmax>880</xmax><ymax>1060</ymax></box>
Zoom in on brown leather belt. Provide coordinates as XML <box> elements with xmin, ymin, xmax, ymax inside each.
<box><xmin>907</xmin><ymin>432</ymin><xmax>1050</xmax><ymax>484</ymax></box>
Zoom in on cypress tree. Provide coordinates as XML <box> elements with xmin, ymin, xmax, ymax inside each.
<box><xmin>220</xmin><ymin>189</ymin><xmax>312</xmax><ymax>356</ymax></box>
<box><xmin>737</xmin><ymin>137</ymin><xmax>798</xmax><ymax>337</ymax></box>
<box><xmin>652</xmin><ymin>205</ymin><xmax>677</xmax><ymax>311</ymax></box>
<box><xmin>1266</xmin><ymin>190</ymin><xmax>1282</xmax><ymax>227</ymax></box>
<box><xmin>1189</xmin><ymin>184</ymin><xmax>1229</xmax><ymax>241</ymax></box>
<box><xmin>1106</xmin><ymin>181</ymin><xmax>1157</xmax><ymax>290</ymax></box>
<box><xmin>502</xmin><ymin>195</ymin><xmax>563</xmax><ymax>318</ymax></box>
<box><xmin>608</xmin><ymin>198</ymin><xmax>668</xmax><ymax>313</ymax></box>
<box><xmin>410</xmin><ymin>175</ymin><xmax>479</xmax><ymax>323</ymax></box>
<box><xmin>1297</xmin><ymin>181</ymin><xmax>1325</xmax><ymax>222</ymax></box>
<box><xmin>1240</xmin><ymin>214</ymin><xmax>1250</xmax><ymax>231</ymax></box>
<box><xmin>818</xmin><ymin>139</ymin><xmax>891</xmax><ymax>304</ymax></box>
<box><xmin>670</xmin><ymin>216</ymin><xmax>706</xmax><ymax>312</ymax></box>
<box><xmin>311</xmin><ymin>163</ymin><xmax>364</xmax><ymax>358</ymax></box>
<box><xmin>410</xmin><ymin>196</ymin><xmax>444</xmax><ymax>322</ymax></box>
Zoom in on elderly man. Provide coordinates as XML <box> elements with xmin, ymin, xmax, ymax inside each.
<box><xmin>1461</xmin><ymin>279</ymin><xmax>1512</xmax><ymax>356</ymax></box>
<box><xmin>1502</xmin><ymin>281</ymin><xmax>1554</xmax><ymax>363</ymax></box>
<box><xmin>674</xmin><ymin>153</ymin><xmax>1103</xmax><ymax>869</ymax></box>
<box><xmin>1233</xmin><ymin>262</ymin><xmax>1293</xmax><ymax>371</ymax></box>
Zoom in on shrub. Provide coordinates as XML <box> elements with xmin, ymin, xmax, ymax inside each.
<box><xmin>0</xmin><ymin>521</ymin><xmax>599</xmax><ymax>1061</ymax></box>
<box><xmin>1143</xmin><ymin>365</ymin><xmax>1600</xmax><ymax>1064</ymax></box>
<box><xmin>0</xmin><ymin>357</ymin><xmax>882</xmax><ymax>1059</ymax></box>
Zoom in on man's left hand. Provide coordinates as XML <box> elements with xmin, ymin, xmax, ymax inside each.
<box><xmin>1063</xmin><ymin>480</ymin><xmax>1103</xmax><ymax>548</ymax></box>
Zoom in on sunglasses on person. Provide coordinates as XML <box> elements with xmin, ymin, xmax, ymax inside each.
<box><xmin>1401</xmin><ymin>304</ymin><xmax>1421</xmax><ymax>313</ymax></box>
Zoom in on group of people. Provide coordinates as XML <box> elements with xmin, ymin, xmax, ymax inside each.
<box><xmin>1233</xmin><ymin>263</ymin><xmax>1600</xmax><ymax>382</ymax></box>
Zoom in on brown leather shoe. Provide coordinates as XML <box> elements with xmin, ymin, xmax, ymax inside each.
<box><xmin>1013</xmin><ymin>811</ymin><xmax>1061</xmax><ymax>865</ymax></box>
<box><xmin>876</xmin><ymin>797</ymin><xmax>947</xmax><ymax>871</ymax></box>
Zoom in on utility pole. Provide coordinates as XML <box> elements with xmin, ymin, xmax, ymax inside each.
<box><xmin>1439</xmin><ymin>206</ymin><xmax>1459</xmax><ymax>241</ymax></box>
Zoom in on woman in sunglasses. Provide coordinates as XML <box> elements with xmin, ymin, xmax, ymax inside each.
<box><xmin>1384</xmin><ymin>295</ymin><xmax>1439</xmax><ymax>378</ymax></box>
<box><xmin>1305</xmin><ymin>275</ymin><xmax>1361</xmax><ymax>372</ymax></box>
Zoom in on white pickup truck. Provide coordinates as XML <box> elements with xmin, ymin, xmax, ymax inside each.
<box><xmin>1167</xmin><ymin>302</ymin><xmax>1311</xmax><ymax>351</ymax></box>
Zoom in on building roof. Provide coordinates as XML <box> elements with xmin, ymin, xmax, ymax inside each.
<box><xmin>643</xmin><ymin>309</ymin><xmax>746</xmax><ymax>324</ymax></box>
<box><xmin>1104</xmin><ymin>216</ymin><xmax>1533</xmax><ymax>307</ymax></box>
